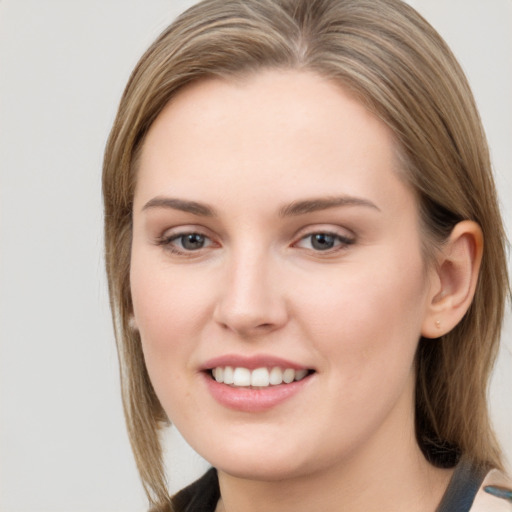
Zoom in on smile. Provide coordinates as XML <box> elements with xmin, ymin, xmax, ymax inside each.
<box><xmin>211</xmin><ymin>366</ymin><xmax>311</xmax><ymax>387</ymax></box>
<box><xmin>202</xmin><ymin>355</ymin><xmax>316</xmax><ymax>411</ymax></box>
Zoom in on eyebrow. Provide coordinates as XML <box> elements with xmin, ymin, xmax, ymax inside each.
<box><xmin>279</xmin><ymin>196</ymin><xmax>380</xmax><ymax>216</ymax></box>
<box><xmin>142</xmin><ymin>197</ymin><xmax>217</xmax><ymax>216</ymax></box>
<box><xmin>141</xmin><ymin>195</ymin><xmax>380</xmax><ymax>217</ymax></box>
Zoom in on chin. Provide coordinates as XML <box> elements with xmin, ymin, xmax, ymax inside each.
<box><xmin>194</xmin><ymin>431</ymin><xmax>338</xmax><ymax>483</ymax></box>
<box><xmin>213</xmin><ymin>455</ymin><xmax>311</xmax><ymax>482</ymax></box>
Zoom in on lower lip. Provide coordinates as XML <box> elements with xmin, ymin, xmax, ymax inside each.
<box><xmin>203</xmin><ymin>373</ymin><xmax>312</xmax><ymax>412</ymax></box>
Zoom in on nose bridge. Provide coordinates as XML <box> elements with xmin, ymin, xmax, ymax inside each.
<box><xmin>214</xmin><ymin>242</ymin><xmax>287</xmax><ymax>335</ymax></box>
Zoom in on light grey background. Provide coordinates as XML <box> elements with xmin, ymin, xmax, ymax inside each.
<box><xmin>0</xmin><ymin>1</ymin><xmax>510</xmax><ymax>511</ymax></box>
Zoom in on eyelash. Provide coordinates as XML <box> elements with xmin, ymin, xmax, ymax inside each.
<box><xmin>294</xmin><ymin>231</ymin><xmax>355</xmax><ymax>253</ymax></box>
<box><xmin>155</xmin><ymin>232</ymin><xmax>215</xmax><ymax>255</ymax></box>
<box><xmin>155</xmin><ymin>229</ymin><xmax>355</xmax><ymax>256</ymax></box>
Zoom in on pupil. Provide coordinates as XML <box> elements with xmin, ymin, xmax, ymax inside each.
<box><xmin>312</xmin><ymin>233</ymin><xmax>335</xmax><ymax>250</ymax></box>
<box><xmin>182</xmin><ymin>233</ymin><xmax>205</xmax><ymax>250</ymax></box>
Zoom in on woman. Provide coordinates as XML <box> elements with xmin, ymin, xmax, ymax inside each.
<box><xmin>102</xmin><ymin>0</ymin><xmax>511</xmax><ymax>510</ymax></box>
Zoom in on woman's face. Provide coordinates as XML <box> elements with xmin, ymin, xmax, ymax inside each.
<box><xmin>130</xmin><ymin>70</ymin><xmax>437</xmax><ymax>480</ymax></box>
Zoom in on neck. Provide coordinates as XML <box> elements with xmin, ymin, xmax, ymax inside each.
<box><xmin>215</xmin><ymin>383</ymin><xmax>453</xmax><ymax>512</ymax></box>
<box><xmin>217</xmin><ymin>443</ymin><xmax>452</xmax><ymax>512</ymax></box>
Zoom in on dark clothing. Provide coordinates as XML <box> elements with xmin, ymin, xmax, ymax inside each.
<box><xmin>172</xmin><ymin>467</ymin><xmax>219</xmax><ymax>512</ymax></box>
<box><xmin>436</xmin><ymin>458</ymin><xmax>487</xmax><ymax>511</ymax></box>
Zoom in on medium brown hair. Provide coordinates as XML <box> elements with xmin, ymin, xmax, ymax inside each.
<box><xmin>103</xmin><ymin>0</ymin><xmax>509</xmax><ymax>509</ymax></box>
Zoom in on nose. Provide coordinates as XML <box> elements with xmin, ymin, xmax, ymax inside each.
<box><xmin>213</xmin><ymin>248</ymin><xmax>289</xmax><ymax>338</ymax></box>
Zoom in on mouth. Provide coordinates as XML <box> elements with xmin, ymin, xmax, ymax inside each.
<box><xmin>202</xmin><ymin>358</ymin><xmax>316</xmax><ymax>411</ymax></box>
<box><xmin>207</xmin><ymin>366</ymin><xmax>315</xmax><ymax>388</ymax></box>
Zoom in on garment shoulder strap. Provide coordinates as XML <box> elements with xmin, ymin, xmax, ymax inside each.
<box><xmin>436</xmin><ymin>458</ymin><xmax>488</xmax><ymax>512</ymax></box>
<box><xmin>471</xmin><ymin>469</ymin><xmax>512</xmax><ymax>512</ymax></box>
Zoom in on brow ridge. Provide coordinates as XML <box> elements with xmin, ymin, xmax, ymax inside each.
<box><xmin>279</xmin><ymin>196</ymin><xmax>380</xmax><ymax>216</ymax></box>
<box><xmin>142</xmin><ymin>197</ymin><xmax>216</xmax><ymax>216</ymax></box>
<box><xmin>142</xmin><ymin>195</ymin><xmax>379</xmax><ymax>217</ymax></box>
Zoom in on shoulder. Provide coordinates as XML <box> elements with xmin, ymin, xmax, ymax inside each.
<box><xmin>470</xmin><ymin>469</ymin><xmax>512</xmax><ymax>512</ymax></box>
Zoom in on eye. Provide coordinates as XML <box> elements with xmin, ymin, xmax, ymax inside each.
<box><xmin>295</xmin><ymin>232</ymin><xmax>354</xmax><ymax>252</ymax></box>
<box><xmin>156</xmin><ymin>231</ymin><xmax>215</xmax><ymax>254</ymax></box>
<box><xmin>175</xmin><ymin>233</ymin><xmax>208</xmax><ymax>250</ymax></box>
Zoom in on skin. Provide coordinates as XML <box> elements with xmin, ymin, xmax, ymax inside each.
<box><xmin>130</xmin><ymin>70</ymin><xmax>467</xmax><ymax>512</ymax></box>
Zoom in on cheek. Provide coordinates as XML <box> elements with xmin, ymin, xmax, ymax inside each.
<box><xmin>129</xmin><ymin>253</ymin><xmax>202</xmax><ymax>399</ymax></box>
<box><xmin>131</xmin><ymin>251</ymin><xmax>211</xmax><ymax>344</ymax></box>
<box><xmin>130</xmin><ymin>261</ymin><xmax>208</xmax><ymax>421</ymax></box>
<box><xmin>294</xmin><ymin>250</ymin><xmax>429</xmax><ymax>375</ymax></box>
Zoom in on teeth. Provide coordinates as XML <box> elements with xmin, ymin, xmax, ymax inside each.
<box><xmin>213</xmin><ymin>367</ymin><xmax>223</xmax><ymax>383</ymax></box>
<box><xmin>269</xmin><ymin>367</ymin><xmax>283</xmax><ymax>385</ymax></box>
<box><xmin>211</xmin><ymin>366</ymin><xmax>310</xmax><ymax>387</ymax></box>
<box><xmin>251</xmin><ymin>367</ymin><xmax>269</xmax><ymax>387</ymax></box>
<box><xmin>223</xmin><ymin>366</ymin><xmax>234</xmax><ymax>385</ymax></box>
<box><xmin>283</xmin><ymin>368</ymin><xmax>295</xmax><ymax>383</ymax></box>
<box><xmin>233</xmin><ymin>367</ymin><xmax>251</xmax><ymax>386</ymax></box>
<box><xmin>295</xmin><ymin>369</ymin><xmax>308</xmax><ymax>381</ymax></box>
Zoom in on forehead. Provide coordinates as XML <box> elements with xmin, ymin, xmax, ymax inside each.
<box><xmin>135</xmin><ymin>69</ymin><xmax>415</xmax><ymax>217</ymax></box>
<box><xmin>143</xmin><ymin>70</ymin><xmax>391</xmax><ymax>153</ymax></box>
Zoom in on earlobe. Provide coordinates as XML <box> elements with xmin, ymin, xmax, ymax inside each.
<box><xmin>128</xmin><ymin>315</ymin><xmax>139</xmax><ymax>331</ymax></box>
<box><xmin>421</xmin><ymin>221</ymin><xmax>483</xmax><ymax>339</ymax></box>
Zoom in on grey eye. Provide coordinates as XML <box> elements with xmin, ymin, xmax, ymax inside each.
<box><xmin>179</xmin><ymin>233</ymin><xmax>206</xmax><ymax>250</ymax></box>
<box><xmin>295</xmin><ymin>231</ymin><xmax>354</xmax><ymax>252</ymax></box>
<box><xmin>310</xmin><ymin>233</ymin><xmax>336</xmax><ymax>250</ymax></box>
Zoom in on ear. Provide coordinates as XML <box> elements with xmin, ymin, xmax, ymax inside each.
<box><xmin>421</xmin><ymin>220</ymin><xmax>483</xmax><ymax>339</ymax></box>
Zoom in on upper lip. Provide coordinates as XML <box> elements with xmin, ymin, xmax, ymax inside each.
<box><xmin>201</xmin><ymin>354</ymin><xmax>312</xmax><ymax>371</ymax></box>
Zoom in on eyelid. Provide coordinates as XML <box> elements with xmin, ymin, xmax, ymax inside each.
<box><xmin>155</xmin><ymin>225</ymin><xmax>219</xmax><ymax>255</ymax></box>
<box><xmin>157</xmin><ymin>223</ymin><xmax>216</xmax><ymax>239</ymax></box>
<box><xmin>292</xmin><ymin>224</ymin><xmax>355</xmax><ymax>241</ymax></box>
<box><xmin>153</xmin><ymin>224</ymin><xmax>356</xmax><ymax>256</ymax></box>
<box><xmin>292</xmin><ymin>225</ymin><xmax>356</xmax><ymax>252</ymax></box>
